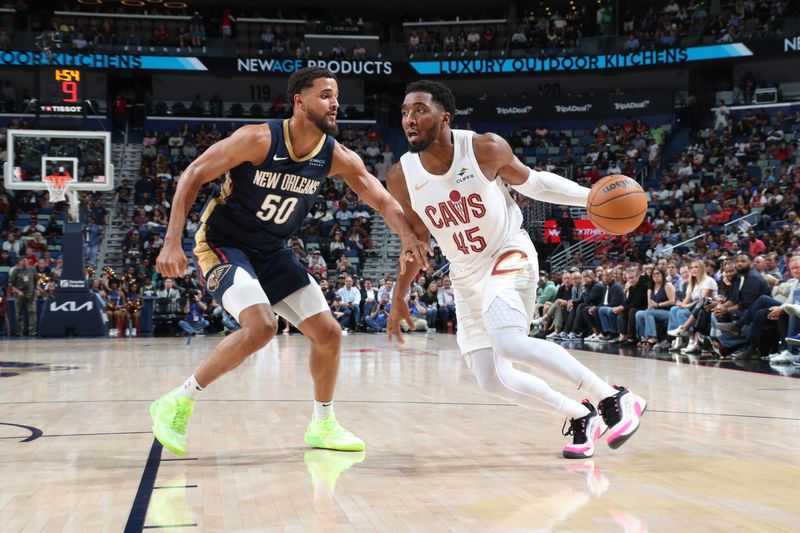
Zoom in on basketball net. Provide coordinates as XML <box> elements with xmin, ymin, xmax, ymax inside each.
<box><xmin>45</xmin><ymin>174</ymin><xmax>70</xmax><ymax>203</ymax></box>
<box><xmin>45</xmin><ymin>175</ymin><xmax>80</xmax><ymax>222</ymax></box>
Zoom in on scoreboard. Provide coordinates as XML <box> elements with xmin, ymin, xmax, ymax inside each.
<box><xmin>37</xmin><ymin>68</ymin><xmax>85</xmax><ymax>115</ymax></box>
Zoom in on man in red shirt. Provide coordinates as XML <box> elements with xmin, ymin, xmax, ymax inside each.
<box><xmin>748</xmin><ymin>231</ymin><xmax>766</xmax><ymax>257</ymax></box>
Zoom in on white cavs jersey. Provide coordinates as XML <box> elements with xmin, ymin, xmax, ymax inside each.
<box><xmin>401</xmin><ymin>129</ymin><xmax>524</xmax><ymax>272</ymax></box>
<box><xmin>401</xmin><ymin>129</ymin><xmax>539</xmax><ymax>355</ymax></box>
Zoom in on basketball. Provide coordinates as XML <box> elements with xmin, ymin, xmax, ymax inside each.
<box><xmin>587</xmin><ymin>174</ymin><xmax>647</xmax><ymax>235</ymax></box>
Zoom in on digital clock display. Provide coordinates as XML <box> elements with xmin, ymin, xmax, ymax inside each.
<box><xmin>37</xmin><ymin>68</ymin><xmax>85</xmax><ymax>115</ymax></box>
<box><xmin>53</xmin><ymin>68</ymin><xmax>81</xmax><ymax>103</ymax></box>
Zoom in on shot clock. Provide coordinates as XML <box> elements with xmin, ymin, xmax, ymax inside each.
<box><xmin>37</xmin><ymin>68</ymin><xmax>86</xmax><ymax>115</ymax></box>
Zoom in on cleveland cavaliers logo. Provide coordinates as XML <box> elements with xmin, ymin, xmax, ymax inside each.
<box><xmin>424</xmin><ymin>190</ymin><xmax>487</xmax><ymax>229</ymax></box>
<box><xmin>206</xmin><ymin>264</ymin><xmax>233</xmax><ymax>292</ymax></box>
<box><xmin>491</xmin><ymin>250</ymin><xmax>529</xmax><ymax>276</ymax></box>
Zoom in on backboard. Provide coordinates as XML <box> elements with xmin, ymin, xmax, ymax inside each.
<box><xmin>4</xmin><ymin>129</ymin><xmax>114</xmax><ymax>192</ymax></box>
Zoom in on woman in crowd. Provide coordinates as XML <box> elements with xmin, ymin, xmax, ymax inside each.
<box><xmin>635</xmin><ymin>266</ymin><xmax>675</xmax><ymax>346</ymax></box>
<box><xmin>420</xmin><ymin>280</ymin><xmax>440</xmax><ymax>331</ymax></box>
<box><xmin>125</xmin><ymin>281</ymin><xmax>143</xmax><ymax>337</ymax></box>
<box><xmin>104</xmin><ymin>278</ymin><xmax>128</xmax><ymax>338</ymax></box>
<box><xmin>666</xmin><ymin>260</ymin><xmax>717</xmax><ymax>350</ymax></box>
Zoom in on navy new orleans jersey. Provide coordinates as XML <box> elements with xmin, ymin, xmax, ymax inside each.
<box><xmin>194</xmin><ymin>119</ymin><xmax>335</xmax><ymax>304</ymax></box>
<box><xmin>199</xmin><ymin>119</ymin><xmax>334</xmax><ymax>252</ymax></box>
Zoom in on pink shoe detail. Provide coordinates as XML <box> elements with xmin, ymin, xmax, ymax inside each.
<box><xmin>634</xmin><ymin>402</ymin><xmax>643</xmax><ymax>417</ymax></box>
<box><xmin>607</xmin><ymin>419</ymin><xmax>633</xmax><ymax>444</ymax></box>
<box><xmin>564</xmin><ymin>444</ymin><xmax>590</xmax><ymax>454</ymax></box>
<box><xmin>593</xmin><ymin>426</ymin><xmax>602</xmax><ymax>442</ymax></box>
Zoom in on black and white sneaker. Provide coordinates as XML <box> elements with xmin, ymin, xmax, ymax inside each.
<box><xmin>598</xmin><ymin>386</ymin><xmax>647</xmax><ymax>450</ymax></box>
<box><xmin>562</xmin><ymin>400</ymin><xmax>607</xmax><ymax>459</ymax></box>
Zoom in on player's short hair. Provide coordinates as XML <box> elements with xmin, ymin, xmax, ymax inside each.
<box><xmin>287</xmin><ymin>67</ymin><xmax>336</xmax><ymax>99</ymax></box>
<box><xmin>405</xmin><ymin>80</ymin><xmax>456</xmax><ymax>115</ymax></box>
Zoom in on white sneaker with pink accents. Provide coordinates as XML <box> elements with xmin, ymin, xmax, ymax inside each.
<box><xmin>562</xmin><ymin>400</ymin><xmax>607</xmax><ymax>459</ymax></box>
<box><xmin>598</xmin><ymin>386</ymin><xmax>647</xmax><ymax>450</ymax></box>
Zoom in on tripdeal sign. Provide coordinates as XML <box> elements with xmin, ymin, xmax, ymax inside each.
<box><xmin>454</xmin><ymin>92</ymin><xmax>671</xmax><ymax>121</ymax></box>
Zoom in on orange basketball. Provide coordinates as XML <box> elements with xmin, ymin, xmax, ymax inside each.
<box><xmin>587</xmin><ymin>174</ymin><xmax>647</xmax><ymax>235</ymax></box>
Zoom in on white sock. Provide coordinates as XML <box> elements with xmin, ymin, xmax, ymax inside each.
<box><xmin>172</xmin><ymin>375</ymin><xmax>204</xmax><ymax>399</ymax></box>
<box><xmin>578</xmin><ymin>370</ymin><xmax>619</xmax><ymax>403</ymax></box>
<box><xmin>314</xmin><ymin>400</ymin><xmax>333</xmax><ymax>421</ymax></box>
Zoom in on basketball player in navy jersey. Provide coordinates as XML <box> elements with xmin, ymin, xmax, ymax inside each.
<box><xmin>386</xmin><ymin>80</ymin><xmax>646</xmax><ymax>459</ymax></box>
<box><xmin>150</xmin><ymin>67</ymin><xmax>430</xmax><ymax>456</ymax></box>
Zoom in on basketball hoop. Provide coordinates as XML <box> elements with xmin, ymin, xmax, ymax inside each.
<box><xmin>44</xmin><ymin>174</ymin><xmax>71</xmax><ymax>203</ymax></box>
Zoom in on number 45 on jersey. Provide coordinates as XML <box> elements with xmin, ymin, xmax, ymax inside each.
<box><xmin>453</xmin><ymin>227</ymin><xmax>486</xmax><ymax>254</ymax></box>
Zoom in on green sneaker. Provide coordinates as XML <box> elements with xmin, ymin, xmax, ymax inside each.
<box><xmin>304</xmin><ymin>414</ymin><xmax>365</xmax><ymax>452</ymax></box>
<box><xmin>150</xmin><ymin>392</ymin><xmax>195</xmax><ymax>456</ymax></box>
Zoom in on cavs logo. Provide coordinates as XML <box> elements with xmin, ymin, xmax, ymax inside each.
<box><xmin>491</xmin><ymin>250</ymin><xmax>529</xmax><ymax>276</ymax></box>
<box><xmin>206</xmin><ymin>264</ymin><xmax>233</xmax><ymax>292</ymax></box>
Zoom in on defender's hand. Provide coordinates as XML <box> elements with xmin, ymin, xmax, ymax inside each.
<box><xmin>156</xmin><ymin>242</ymin><xmax>188</xmax><ymax>278</ymax></box>
<box><xmin>398</xmin><ymin>233</ymin><xmax>432</xmax><ymax>275</ymax></box>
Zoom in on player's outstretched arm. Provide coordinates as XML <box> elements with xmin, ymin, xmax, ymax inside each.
<box><xmin>384</xmin><ymin>163</ymin><xmax>432</xmax><ymax>344</ymax></box>
<box><xmin>474</xmin><ymin>133</ymin><xmax>590</xmax><ymax>207</ymax></box>
<box><xmin>157</xmin><ymin>125</ymin><xmax>271</xmax><ymax>278</ymax></box>
<box><xmin>330</xmin><ymin>143</ymin><xmax>432</xmax><ymax>274</ymax></box>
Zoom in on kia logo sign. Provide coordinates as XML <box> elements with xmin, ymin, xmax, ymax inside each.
<box><xmin>50</xmin><ymin>301</ymin><xmax>93</xmax><ymax>312</ymax></box>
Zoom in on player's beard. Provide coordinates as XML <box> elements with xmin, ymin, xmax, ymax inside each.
<box><xmin>407</xmin><ymin>124</ymin><xmax>437</xmax><ymax>153</ymax></box>
<box><xmin>308</xmin><ymin>108</ymin><xmax>339</xmax><ymax>136</ymax></box>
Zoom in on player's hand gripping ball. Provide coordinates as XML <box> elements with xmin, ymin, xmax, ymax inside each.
<box><xmin>587</xmin><ymin>174</ymin><xmax>647</xmax><ymax>235</ymax></box>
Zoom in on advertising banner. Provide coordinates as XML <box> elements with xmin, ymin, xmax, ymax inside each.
<box><xmin>410</xmin><ymin>43</ymin><xmax>753</xmax><ymax>75</ymax></box>
<box><xmin>5</xmin><ymin>37</ymin><xmax>796</xmax><ymax>76</ymax></box>
<box><xmin>573</xmin><ymin>219</ymin><xmax>605</xmax><ymax>242</ymax></box>
<box><xmin>453</xmin><ymin>91</ymin><xmax>672</xmax><ymax>121</ymax></box>
<box><xmin>543</xmin><ymin>220</ymin><xmax>561</xmax><ymax>244</ymax></box>
<box><xmin>0</xmin><ymin>51</ymin><xmax>400</xmax><ymax>76</ymax></box>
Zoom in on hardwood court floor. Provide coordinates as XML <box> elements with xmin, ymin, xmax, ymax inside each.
<box><xmin>1</xmin><ymin>332</ymin><xmax>799</xmax><ymax>532</ymax></box>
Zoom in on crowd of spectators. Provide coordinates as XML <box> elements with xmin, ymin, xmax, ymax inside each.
<box><xmin>525</xmin><ymin>103</ymin><xmax>800</xmax><ymax>369</ymax></box>
<box><xmin>321</xmin><ymin>270</ymin><xmax>455</xmax><ymax>334</ymax></box>
<box><xmin>529</xmin><ymin>248</ymin><xmax>800</xmax><ymax>367</ymax></box>
<box><xmin>0</xmin><ymin>1</ymin><xmax>795</xmax><ymax>63</ymax></box>
<box><xmin>509</xmin><ymin>115</ymin><xmax>666</xmax><ymax>190</ymax></box>
<box><xmin>705</xmin><ymin>0</ymin><xmax>789</xmax><ymax>44</ymax></box>
<box><xmin>404</xmin><ymin>1</ymin><xmax>795</xmax><ymax>58</ymax></box>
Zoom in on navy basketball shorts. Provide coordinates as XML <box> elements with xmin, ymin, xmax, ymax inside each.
<box><xmin>193</xmin><ymin>240</ymin><xmax>328</xmax><ymax>326</ymax></box>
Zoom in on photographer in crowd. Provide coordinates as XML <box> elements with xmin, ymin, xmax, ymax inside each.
<box><xmin>177</xmin><ymin>289</ymin><xmax>209</xmax><ymax>336</ymax></box>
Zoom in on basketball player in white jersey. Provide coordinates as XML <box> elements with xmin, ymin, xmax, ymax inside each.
<box><xmin>387</xmin><ymin>80</ymin><xmax>646</xmax><ymax>458</ymax></box>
